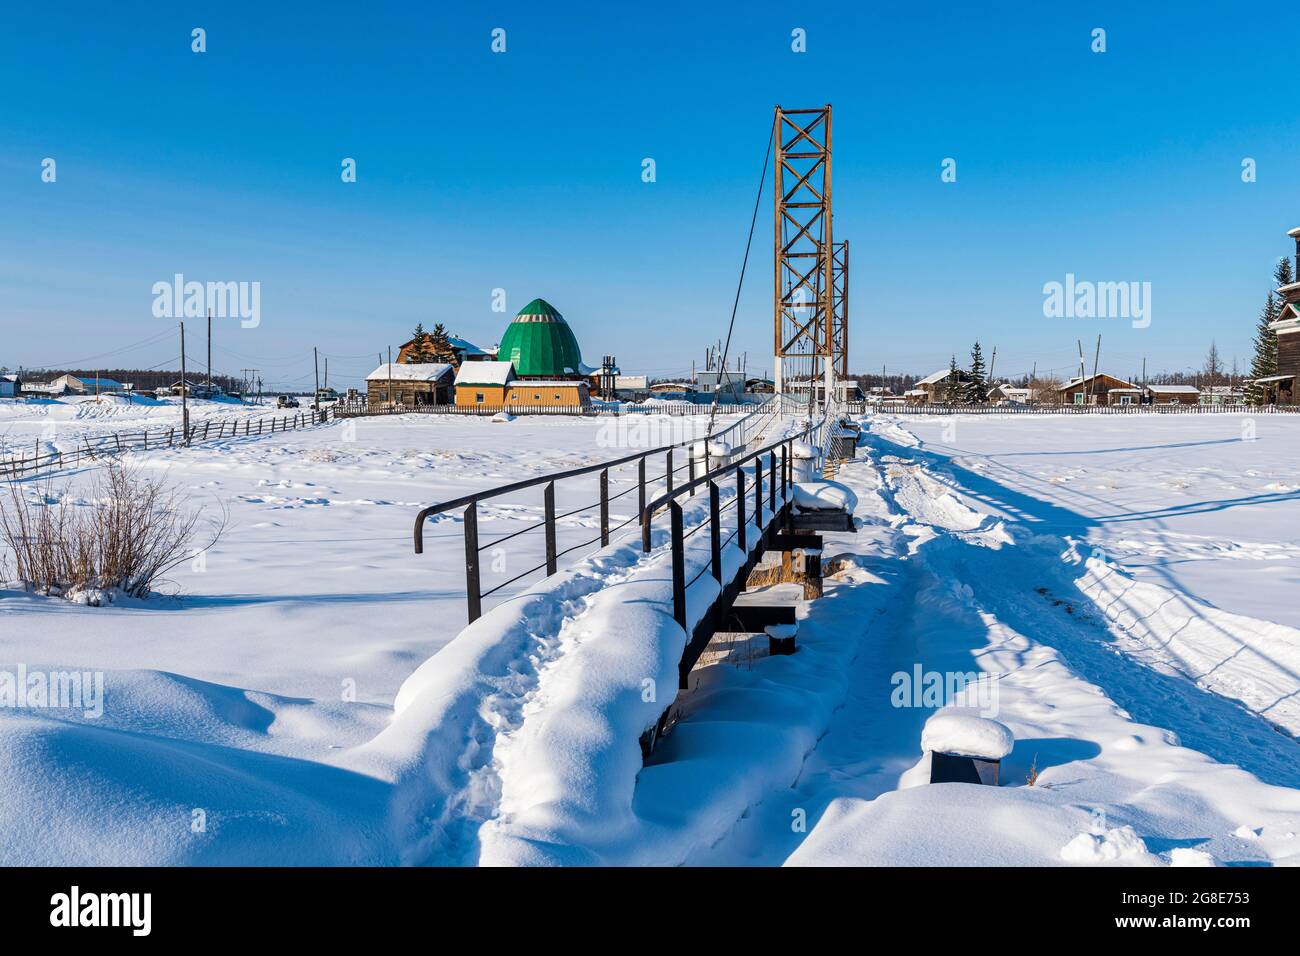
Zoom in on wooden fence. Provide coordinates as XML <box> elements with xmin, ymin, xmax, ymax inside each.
<box><xmin>0</xmin><ymin>408</ymin><xmax>332</xmax><ymax>480</ymax></box>
<box><xmin>334</xmin><ymin>401</ymin><xmax>757</xmax><ymax>418</ymax></box>
<box><xmin>851</xmin><ymin>402</ymin><xmax>1300</xmax><ymax>415</ymax></box>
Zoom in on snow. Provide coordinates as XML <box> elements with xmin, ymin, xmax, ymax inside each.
<box><xmin>454</xmin><ymin>361</ymin><xmax>514</xmax><ymax>387</ymax></box>
<box><xmin>792</xmin><ymin>480</ymin><xmax>858</xmax><ymax>513</ymax></box>
<box><xmin>921</xmin><ymin>712</ymin><xmax>1014</xmax><ymax>759</ymax></box>
<box><xmin>1059</xmin><ymin>826</ymin><xmax>1158</xmax><ymax>865</ymax></box>
<box><xmin>490</xmin><ymin>411</ymin><xmax>514</xmax><ymax>423</ymax></box>
<box><xmin>3</xmin><ymin>403</ymin><xmax>1300</xmax><ymax>867</ymax></box>
<box><xmin>365</xmin><ymin>363</ymin><xmax>453</xmax><ymax>382</ymax></box>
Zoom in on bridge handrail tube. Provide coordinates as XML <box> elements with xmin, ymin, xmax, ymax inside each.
<box><xmin>412</xmin><ymin>396</ymin><xmax>777</xmax><ymax>553</ymax></box>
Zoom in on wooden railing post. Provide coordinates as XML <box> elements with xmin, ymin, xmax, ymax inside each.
<box><xmin>464</xmin><ymin>502</ymin><xmax>482</xmax><ymax>623</ymax></box>
<box><xmin>670</xmin><ymin>501</ymin><xmax>686</xmax><ymax>630</ymax></box>
<box><xmin>769</xmin><ymin>450</ymin><xmax>776</xmax><ymax>514</ymax></box>
<box><xmin>755</xmin><ymin>455</ymin><xmax>763</xmax><ymax>525</ymax></box>
<box><xmin>544</xmin><ymin>481</ymin><xmax>557</xmax><ymax>575</ymax></box>
<box><xmin>599</xmin><ymin>468</ymin><xmax>610</xmax><ymax>547</ymax></box>
<box><xmin>666</xmin><ymin>447</ymin><xmax>674</xmax><ymax>494</ymax></box>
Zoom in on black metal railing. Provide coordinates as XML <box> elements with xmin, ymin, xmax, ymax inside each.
<box><xmin>639</xmin><ymin>425</ymin><xmax>814</xmax><ymax>633</ymax></box>
<box><xmin>412</xmin><ymin>399</ymin><xmax>790</xmax><ymax>622</ymax></box>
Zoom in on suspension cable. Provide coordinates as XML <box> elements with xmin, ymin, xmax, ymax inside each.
<box><xmin>706</xmin><ymin>118</ymin><xmax>775</xmax><ymax>443</ymax></box>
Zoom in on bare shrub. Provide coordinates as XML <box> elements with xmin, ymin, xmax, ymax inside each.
<box><xmin>0</xmin><ymin>462</ymin><xmax>223</xmax><ymax>601</ymax></box>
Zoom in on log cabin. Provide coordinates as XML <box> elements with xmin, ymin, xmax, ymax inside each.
<box><xmin>1264</xmin><ymin>226</ymin><xmax>1300</xmax><ymax>404</ymax></box>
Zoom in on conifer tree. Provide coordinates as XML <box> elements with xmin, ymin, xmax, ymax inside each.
<box><xmin>428</xmin><ymin>323</ymin><xmax>456</xmax><ymax>363</ymax></box>
<box><xmin>965</xmin><ymin>341</ymin><xmax>988</xmax><ymax>404</ymax></box>
<box><xmin>406</xmin><ymin>323</ymin><xmax>435</xmax><ymax>363</ymax></box>
<box><xmin>945</xmin><ymin>355</ymin><xmax>961</xmax><ymax>403</ymax></box>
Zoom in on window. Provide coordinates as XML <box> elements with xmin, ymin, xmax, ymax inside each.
<box><xmin>554</xmin><ymin>393</ymin><xmax>562</xmax><ymax>401</ymax></box>
<box><xmin>1120</xmin><ymin>395</ymin><xmax>1131</xmax><ymax>406</ymax></box>
<box><xmin>533</xmin><ymin>393</ymin><xmax>541</xmax><ymax>401</ymax></box>
<box><xmin>475</xmin><ymin>392</ymin><xmax>484</xmax><ymax>404</ymax></box>
<box><xmin>1073</xmin><ymin>393</ymin><xmax>1084</xmax><ymax>405</ymax></box>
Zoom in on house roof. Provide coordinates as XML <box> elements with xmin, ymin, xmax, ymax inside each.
<box><xmin>454</xmin><ymin>361</ymin><xmax>516</xmax><ymax>387</ymax></box>
<box><xmin>1253</xmin><ymin>374</ymin><xmax>1295</xmax><ymax>383</ymax></box>
<box><xmin>366</xmin><ymin>363</ymin><xmax>454</xmax><ymax>382</ymax></box>
<box><xmin>1147</xmin><ymin>384</ymin><xmax>1199</xmax><ymax>393</ymax></box>
<box><xmin>64</xmin><ymin>375</ymin><xmax>124</xmax><ymax>388</ymax></box>
<box><xmin>1058</xmin><ymin>373</ymin><xmax>1137</xmax><ymax>391</ymax></box>
<box><xmin>498</xmin><ymin>299</ymin><xmax>584</xmax><ymax>377</ymax></box>
<box><xmin>915</xmin><ymin>368</ymin><xmax>961</xmax><ymax>386</ymax></box>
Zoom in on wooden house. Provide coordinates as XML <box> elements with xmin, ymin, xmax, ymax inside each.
<box><xmin>396</xmin><ymin>333</ymin><xmax>492</xmax><ymax>367</ymax></box>
<box><xmin>1146</xmin><ymin>384</ymin><xmax>1200</xmax><ymax>405</ymax></box>
<box><xmin>908</xmin><ymin>367</ymin><xmax>971</xmax><ymax>404</ymax></box>
<box><xmin>453</xmin><ymin>361</ymin><xmax>589</xmax><ymax>409</ymax></box>
<box><xmin>1263</xmin><ymin>226</ymin><xmax>1300</xmax><ymax>404</ymax></box>
<box><xmin>1054</xmin><ymin>373</ymin><xmax>1137</xmax><ymax>406</ymax></box>
<box><xmin>366</xmin><ymin>363</ymin><xmax>454</xmax><ymax>408</ymax></box>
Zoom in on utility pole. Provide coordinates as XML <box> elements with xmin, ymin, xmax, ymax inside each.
<box><xmin>387</xmin><ymin>346</ymin><xmax>393</xmax><ymax>409</ymax></box>
<box><xmin>206</xmin><ymin>310</ymin><xmax>212</xmax><ymax>395</ymax></box>
<box><xmin>988</xmin><ymin>346</ymin><xmax>998</xmax><ymax>385</ymax></box>
<box><xmin>1090</xmin><ymin>334</ymin><xmax>1102</xmax><ymax>404</ymax></box>
<box><xmin>180</xmin><ymin>322</ymin><xmax>190</xmax><ymax>445</ymax></box>
<box><xmin>314</xmin><ymin>347</ymin><xmax>320</xmax><ymax>401</ymax></box>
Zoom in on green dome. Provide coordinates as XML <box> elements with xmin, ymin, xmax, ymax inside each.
<box><xmin>499</xmin><ymin>298</ymin><xmax>584</xmax><ymax>378</ymax></box>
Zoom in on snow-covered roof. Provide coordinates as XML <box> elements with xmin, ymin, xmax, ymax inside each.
<box><xmin>1058</xmin><ymin>373</ymin><xmax>1137</xmax><ymax>391</ymax></box>
<box><xmin>1252</xmin><ymin>374</ymin><xmax>1295</xmax><ymax>383</ymax></box>
<box><xmin>1108</xmin><ymin>387</ymin><xmax>1142</xmax><ymax>393</ymax></box>
<box><xmin>366</xmin><ymin>363</ymin><xmax>453</xmax><ymax>382</ymax></box>
<box><xmin>454</xmin><ymin>361</ymin><xmax>515</xmax><ymax>386</ymax></box>
<box><xmin>903</xmin><ymin>388</ymin><xmax>927</xmax><ymax>396</ymax></box>
<box><xmin>1147</xmin><ymin>384</ymin><xmax>1199</xmax><ymax>393</ymax></box>
<box><xmin>1288</xmin><ymin>226</ymin><xmax>1300</xmax><ymax>237</ymax></box>
<box><xmin>915</xmin><ymin>368</ymin><xmax>956</xmax><ymax>386</ymax></box>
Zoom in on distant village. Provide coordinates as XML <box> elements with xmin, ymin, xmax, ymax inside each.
<box><xmin>5</xmin><ymin>225</ymin><xmax>1299</xmax><ymax>410</ymax></box>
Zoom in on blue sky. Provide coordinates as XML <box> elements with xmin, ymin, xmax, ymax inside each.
<box><xmin>2</xmin><ymin>1</ymin><xmax>1298</xmax><ymax>389</ymax></box>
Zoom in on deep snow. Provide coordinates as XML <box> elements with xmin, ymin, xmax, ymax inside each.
<box><xmin>1</xmin><ymin>402</ymin><xmax>1298</xmax><ymax>866</ymax></box>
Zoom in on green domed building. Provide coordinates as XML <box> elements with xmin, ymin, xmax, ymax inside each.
<box><xmin>498</xmin><ymin>298</ymin><xmax>587</xmax><ymax>379</ymax></box>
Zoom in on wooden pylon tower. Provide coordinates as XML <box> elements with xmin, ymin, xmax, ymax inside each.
<box><xmin>773</xmin><ymin>105</ymin><xmax>833</xmax><ymax>402</ymax></box>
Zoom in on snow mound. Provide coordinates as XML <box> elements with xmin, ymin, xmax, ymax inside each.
<box><xmin>793</xmin><ymin>481</ymin><xmax>857</xmax><ymax>513</ymax></box>
<box><xmin>921</xmin><ymin>712</ymin><xmax>1013</xmax><ymax>759</ymax></box>
<box><xmin>490</xmin><ymin>412</ymin><xmax>515</xmax><ymax>423</ymax></box>
<box><xmin>1059</xmin><ymin>825</ymin><xmax>1157</xmax><ymax>864</ymax></box>
<box><xmin>1169</xmin><ymin>847</ymin><xmax>1218</xmax><ymax>867</ymax></box>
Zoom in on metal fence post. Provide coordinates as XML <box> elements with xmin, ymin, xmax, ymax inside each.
<box><xmin>464</xmin><ymin>502</ymin><xmax>482</xmax><ymax>623</ymax></box>
<box><xmin>769</xmin><ymin>450</ymin><xmax>776</xmax><ymax>514</ymax></box>
<box><xmin>544</xmin><ymin>481</ymin><xmax>557</xmax><ymax>575</ymax></box>
<box><xmin>736</xmin><ymin>466</ymin><xmax>746</xmax><ymax>552</ymax></box>
<box><xmin>755</xmin><ymin>455</ymin><xmax>763</xmax><ymax>525</ymax></box>
<box><xmin>638</xmin><ymin>456</ymin><xmax>646</xmax><ymax>527</ymax></box>
<box><xmin>709</xmin><ymin>481</ymin><xmax>722</xmax><ymax>582</ymax></box>
<box><xmin>599</xmin><ymin>468</ymin><xmax>610</xmax><ymax>547</ymax></box>
<box><xmin>670</xmin><ymin>501</ymin><xmax>686</xmax><ymax>630</ymax></box>
<box><xmin>688</xmin><ymin>447</ymin><xmax>696</xmax><ymax>496</ymax></box>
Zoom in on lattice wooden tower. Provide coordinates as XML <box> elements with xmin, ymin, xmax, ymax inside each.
<box><xmin>773</xmin><ymin>105</ymin><xmax>834</xmax><ymax>397</ymax></box>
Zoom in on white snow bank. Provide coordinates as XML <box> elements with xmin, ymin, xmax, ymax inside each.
<box><xmin>1060</xmin><ymin>825</ymin><xmax>1158</xmax><ymax>865</ymax></box>
<box><xmin>793</xmin><ymin>481</ymin><xmax>858</xmax><ymax>513</ymax></box>
<box><xmin>1169</xmin><ymin>847</ymin><xmax>1218</xmax><ymax>867</ymax></box>
<box><xmin>921</xmin><ymin>712</ymin><xmax>1014</xmax><ymax>759</ymax></box>
<box><xmin>490</xmin><ymin>411</ymin><xmax>514</xmax><ymax>423</ymax></box>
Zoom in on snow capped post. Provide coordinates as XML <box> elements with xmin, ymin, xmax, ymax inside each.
<box><xmin>922</xmin><ymin>712</ymin><xmax>1014</xmax><ymax>786</ymax></box>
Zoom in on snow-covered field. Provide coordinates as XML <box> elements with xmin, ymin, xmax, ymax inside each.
<box><xmin>0</xmin><ymin>401</ymin><xmax>1297</xmax><ymax>866</ymax></box>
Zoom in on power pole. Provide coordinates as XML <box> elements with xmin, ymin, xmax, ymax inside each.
<box><xmin>206</xmin><ymin>310</ymin><xmax>212</xmax><ymax>395</ymax></box>
<box><xmin>989</xmin><ymin>346</ymin><xmax>998</xmax><ymax>385</ymax></box>
<box><xmin>180</xmin><ymin>322</ymin><xmax>190</xmax><ymax>445</ymax></box>
<box><xmin>387</xmin><ymin>346</ymin><xmax>393</xmax><ymax>409</ymax></box>
<box><xmin>1090</xmin><ymin>334</ymin><xmax>1102</xmax><ymax>404</ymax></box>
<box><xmin>313</xmin><ymin>347</ymin><xmax>320</xmax><ymax>401</ymax></box>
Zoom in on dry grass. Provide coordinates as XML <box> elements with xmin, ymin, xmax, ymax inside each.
<box><xmin>0</xmin><ymin>462</ymin><xmax>223</xmax><ymax>600</ymax></box>
<box><xmin>1026</xmin><ymin>753</ymin><xmax>1039</xmax><ymax>787</ymax></box>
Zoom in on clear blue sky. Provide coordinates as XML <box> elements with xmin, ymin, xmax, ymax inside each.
<box><xmin>2</xmin><ymin>1</ymin><xmax>1298</xmax><ymax>389</ymax></box>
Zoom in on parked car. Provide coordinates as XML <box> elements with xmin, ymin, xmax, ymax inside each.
<box><xmin>277</xmin><ymin>395</ymin><xmax>299</xmax><ymax>408</ymax></box>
